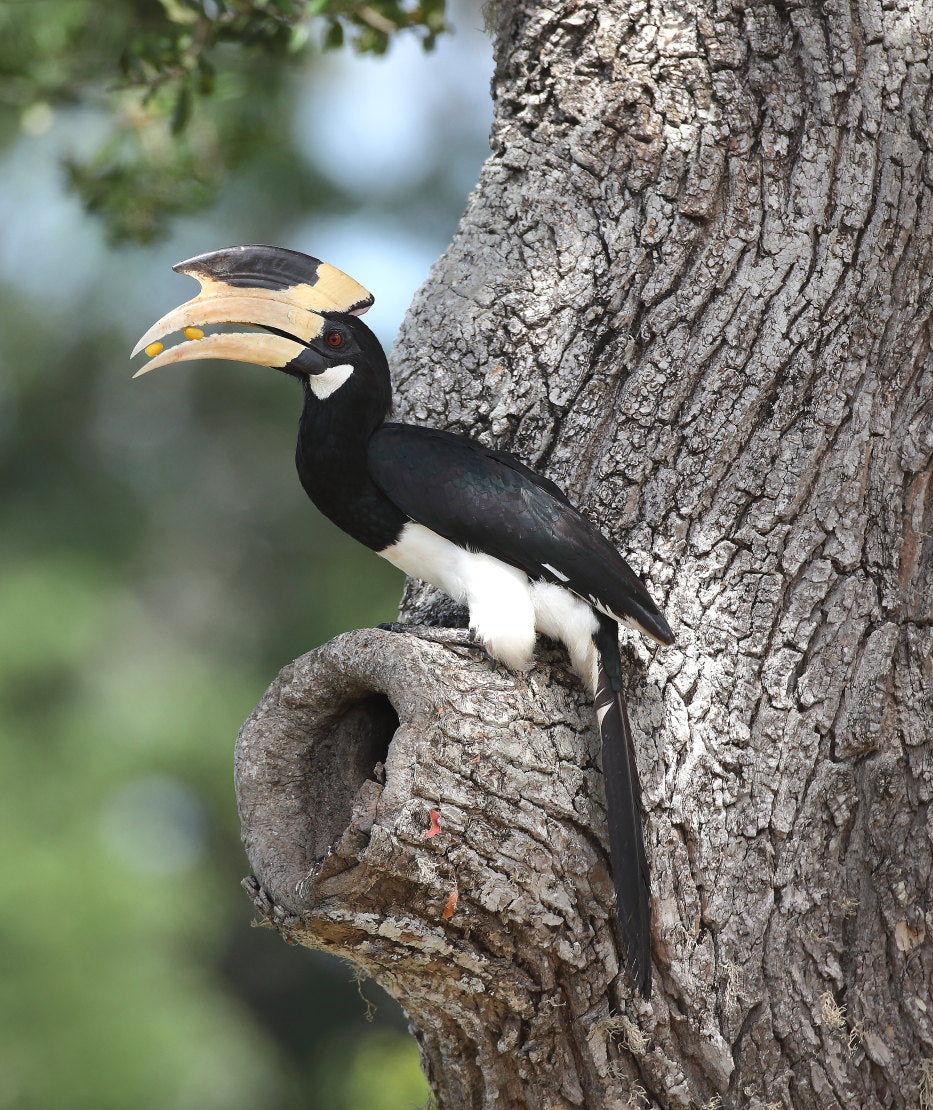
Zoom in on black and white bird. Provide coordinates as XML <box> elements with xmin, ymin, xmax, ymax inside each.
<box><xmin>133</xmin><ymin>244</ymin><xmax>673</xmax><ymax>996</ymax></box>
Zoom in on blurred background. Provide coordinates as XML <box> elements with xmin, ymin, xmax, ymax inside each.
<box><xmin>0</xmin><ymin>2</ymin><xmax>491</xmax><ymax>1106</ymax></box>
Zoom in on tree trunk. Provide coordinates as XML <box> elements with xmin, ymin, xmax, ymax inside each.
<box><xmin>235</xmin><ymin>1</ymin><xmax>933</xmax><ymax>1107</ymax></box>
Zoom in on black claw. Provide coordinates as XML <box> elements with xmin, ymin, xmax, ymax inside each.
<box><xmin>376</xmin><ymin>621</ymin><xmax>409</xmax><ymax>633</ymax></box>
<box><xmin>456</xmin><ymin>634</ymin><xmax>499</xmax><ymax>670</ymax></box>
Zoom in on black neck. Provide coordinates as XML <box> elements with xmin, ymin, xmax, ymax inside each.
<box><xmin>294</xmin><ymin>383</ymin><xmax>406</xmax><ymax>551</ymax></box>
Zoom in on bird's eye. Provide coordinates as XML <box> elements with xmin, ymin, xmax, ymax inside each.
<box><xmin>326</xmin><ymin>331</ymin><xmax>343</xmax><ymax>348</ymax></box>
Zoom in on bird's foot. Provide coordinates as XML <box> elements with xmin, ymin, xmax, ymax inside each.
<box><xmin>457</xmin><ymin>632</ymin><xmax>500</xmax><ymax>671</ymax></box>
<box><xmin>375</xmin><ymin>623</ymin><xmax>499</xmax><ymax>670</ymax></box>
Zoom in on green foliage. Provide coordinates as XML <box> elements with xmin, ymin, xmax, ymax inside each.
<box><xmin>0</xmin><ymin>558</ymin><xmax>282</xmax><ymax>1110</ymax></box>
<box><xmin>0</xmin><ymin>0</ymin><xmax>447</xmax><ymax>240</ymax></box>
<box><xmin>65</xmin><ymin>145</ymin><xmax>215</xmax><ymax>242</ymax></box>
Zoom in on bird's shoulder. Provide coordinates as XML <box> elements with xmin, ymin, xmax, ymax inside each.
<box><xmin>369</xmin><ymin>422</ymin><xmax>571</xmax><ymax>504</ymax></box>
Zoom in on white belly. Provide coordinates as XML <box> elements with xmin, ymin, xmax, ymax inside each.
<box><xmin>380</xmin><ymin>521</ymin><xmax>598</xmax><ymax>687</ymax></box>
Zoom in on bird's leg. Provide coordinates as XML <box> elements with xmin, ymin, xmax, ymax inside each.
<box><xmin>376</xmin><ymin>621</ymin><xmax>409</xmax><ymax>633</ymax></box>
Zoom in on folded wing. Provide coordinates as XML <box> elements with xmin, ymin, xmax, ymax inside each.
<box><xmin>368</xmin><ymin>423</ymin><xmax>673</xmax><ymax>646</ymax></box>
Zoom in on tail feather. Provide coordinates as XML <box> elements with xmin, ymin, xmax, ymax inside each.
<box><xmin>593</xmin><ymin>614</ymin><xmax>652</xmax><ymax>997</ymax></box>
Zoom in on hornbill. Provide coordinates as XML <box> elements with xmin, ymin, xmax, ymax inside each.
<box><xmin>133</xmin><ymin>244</ymin><xmax>673</xmax><ymax>997</ymax></box>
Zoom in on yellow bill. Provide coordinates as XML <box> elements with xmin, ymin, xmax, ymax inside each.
<box><xmin>131</xmin><ymin>245</ymin><xmax>374</xmax><ymax>377</ymax></box>
<box><xmin>131</xmin><ymin>288</ymin><xmax>327</xmax><ymax>358</ymax></box>
<box><xmin>132</xmin><ymin>332</ymin><xmax>306</xmax><ymax>377</ymax></box>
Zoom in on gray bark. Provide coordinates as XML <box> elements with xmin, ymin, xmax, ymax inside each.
<box><xmin>235</xmin><ymin>1</ymin><xmax>933</xmax><ymax>1107</ymax></box>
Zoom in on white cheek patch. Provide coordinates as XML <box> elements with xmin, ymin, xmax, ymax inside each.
<box><xmin>309</xmin><ymin>363</ymin><xmax>354</xmax><ymax>399</ymax></box>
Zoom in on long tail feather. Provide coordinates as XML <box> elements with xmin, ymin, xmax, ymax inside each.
<box><xmin>593</xmin><ymin>614</ymin><xmax>652</xmax><ymax>997</ymax></box>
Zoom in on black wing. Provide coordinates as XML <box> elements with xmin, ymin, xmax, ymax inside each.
<box><xmin>368</xmin><ymin>423</ymin><xmax>673</xmax><ymax>645</ymax></box>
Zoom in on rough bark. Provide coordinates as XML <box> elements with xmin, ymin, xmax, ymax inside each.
<box><xmin>235</xmin><ymin>1</ymin><xmax>933</xmax><ymax>1107</ymax></box>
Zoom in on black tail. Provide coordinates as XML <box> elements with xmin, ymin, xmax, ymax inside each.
<box><xmin>593</xmin><ymin>614</ymin><xmax>652</xmax><ymax>997</ymax></box>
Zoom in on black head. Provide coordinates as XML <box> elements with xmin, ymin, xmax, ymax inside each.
<box><xmin>281</xmin><ymin>312</ymin><xmax>393</xmax><ymax>422</ymax></box>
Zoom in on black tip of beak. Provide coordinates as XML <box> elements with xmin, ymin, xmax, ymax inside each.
<box><xmin>174</xmin><ymin>245</ymin><xmax>327</xmax><ymax>292</ymax></box>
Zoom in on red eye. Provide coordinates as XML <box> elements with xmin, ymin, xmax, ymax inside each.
<box><xmin>326</xmin><ymin>331</ymin><xmax>343</xmax><ymax>347</ymax></box>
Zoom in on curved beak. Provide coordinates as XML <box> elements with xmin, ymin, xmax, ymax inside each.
<box><xmin>131</xmin><ymin>245</ymin><xmax>373</xmax><ymax>378</ymax></box>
